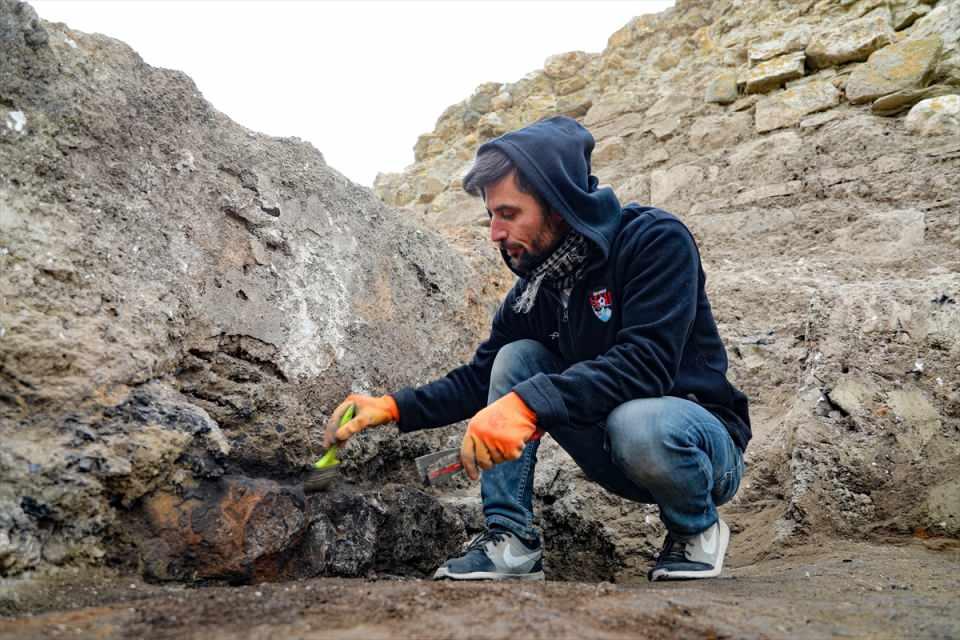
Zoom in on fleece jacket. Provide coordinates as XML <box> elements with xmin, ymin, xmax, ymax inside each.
<box><xmin>392</xmin><ymin>116</ymin><xmax>751</xmax><ymax>451</ymax></box>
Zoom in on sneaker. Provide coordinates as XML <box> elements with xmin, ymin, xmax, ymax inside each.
<box><xmin>648</xmin><ymin>519</ymin><xmax>730</xmax><ymax>581</ymax></box>
<box><xmin>433</xmin><ymin>528</ymin><xmax>545</xmax><ymax>581</ymax></box>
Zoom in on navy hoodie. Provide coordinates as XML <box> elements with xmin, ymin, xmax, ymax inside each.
<box><xmin>393</xmin><ymin>117</ymin><xmax>751</xmax><ymax>451</ymax></box>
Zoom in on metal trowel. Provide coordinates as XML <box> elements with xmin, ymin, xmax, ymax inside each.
<box><xmin>415</xmin><ymin>429</ymin><xmax>544</xmax><ymax>487</ymax></box>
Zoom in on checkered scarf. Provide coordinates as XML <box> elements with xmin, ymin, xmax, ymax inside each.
<box><xmin>512</xmin><ymin>232</ymin><xmax>591</xmax><ymax>314</ymax></box>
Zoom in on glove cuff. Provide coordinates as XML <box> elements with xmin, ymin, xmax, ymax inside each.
<box><xmin>381</xmin><ymin>395</ymin><xmax>400</xmax><ymax>422</ymax></box>
<box><xmin>504</xmin><ymin>391</ymin><xmax>537</xmax><ymax>425</ymax></box>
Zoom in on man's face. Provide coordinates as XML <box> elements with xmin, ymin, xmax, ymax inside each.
<box><xmin>485</xmin><ymin>171</ymin><xmax>568</xmax><ymax>273</ymax></box>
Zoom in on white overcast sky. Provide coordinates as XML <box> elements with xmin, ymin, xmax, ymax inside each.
<box><xmin>32</xmin><ymin>1</ymin><xmax>673</xmax><ymax>186</ymax></box>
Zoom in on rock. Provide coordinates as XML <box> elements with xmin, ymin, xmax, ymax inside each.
<box><xmin>555</xmin><ymin>75</ymin><xmax>587</xmax><ymax>96</ymax></box>
<box><xmin>871</xmin><ymin>84</ymin><xmax>957</xmax><ymax>116</ymax></box>
<box><xmin>828</xmin><ymin>377</ymin><xmax>879</xmax><ymax>415</ymax></box>
<box><xmin>831</xmin><ymin>208</ymin><xmax>925</xmax><ymax>258</ymax></box>
<box><xmin>749</xmin><ymin>25</ymin><xmax>813</xmax><ymax>63</ymax></box>
<box><xmin>846</xmin><ymin>36</ymin><xmax>942</xmax><ymax>105</ymax></box>
<box><xmin>647</xmin><ymin>93</ymin><xmax>694</xmax><ymax>118</ymax></box>
<box><xmin>650</xmin><ymin>116</ymin><xmax>682</xmax><ymax>140</ymax></box>
<box><xmin>583</xmin><ymin>92</ymin><xmax>641</xmax><ymax>127</ymax></box>
<box><xmin>302</xmin><ymin>485</ymin><xmax>465</xmax><ymax>578</ymax></box>
<box><xmin>491</xmin><ymin>91</ymin><xmax>513</xmax><ymax>111</ymax></box>
<box><xmin>593</xmin><ymin>136</ymin><xmax>626</xmax><ymax>165</ymax></box>
<box><xmin>705</xmin><ymin>71</ymin><xmax>739</xmax><ymax>104</ymax></box>
<box><xmin>544</xmin><ymin>51</ymin><xmax>589</xmax><ymax>80</ymax></box>
<box><xmin>905</xmin><ymin>95</ymin><xmax>960</xmax><ymax>136</ymax></box>
<box><xmin>688</xmin><ymin>112</ymin><xmax>753</xmax><ymax>150</ymax></box>
<box><xmin>746</xmin><ymin>51</ymin><xmax>807</xmax><ymax>94</ymax></box>
<box><xmin>477</xmin><ymin>112</ymin><xmax>508</xmax><ymax>139</ymax></box>
<box><xmin>887</xmin><ymin>388</ymin><xmax>942</xmax><ymax>458</ymax></box>
<box><xmin>800</xmin><ymin>110</ymin><xmax>843</xmax><ymax>128</ymax></box>
<box><xmin>806</xmin><ymin>8</ymin><xmax>894</xmax><ymax>69</ymax></box>
<box><xmin>908</xmin><ymin>1</ymin><xmax>960</xmax><ymax>86</ymax></box>
<box><xmin>650</xmin><ymin>164</ymin><xmax>705</xmax><ymax>209</ymax></box>
<box><xmin>926</xmin><ymin>479</ymin><xmax>960</xmax><ymax>536</ymax></box>
<box><xmin>415</xmin><ymin>174</ymin><xmax>446</xmax><ymax>203</ymax></box>
<box><xmin>755</xmin><ymin>81</ymin><xmax>841</xmax><ymax>132</ymax></box>
<box><xmin>140</xmin><ymin>476</ymin><xmax>307</xmax><ymax>583</ymax></box>
<box><xmin>893</xmin><ymin>3</ymin><xmax>931</xmax><ymax>31</ymax></box>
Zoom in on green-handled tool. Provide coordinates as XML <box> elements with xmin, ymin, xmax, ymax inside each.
<box><xmin>304</xmin><ymin>404</ymin><xmax>354</xmax><ymax>493</ymax></box>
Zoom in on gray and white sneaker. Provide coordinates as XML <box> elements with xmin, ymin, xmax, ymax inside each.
<box><xmin>433</xmin><ymin>528</ymin><xmax>545</xmax><ymax>581</ymax></box>
<box><xmin>648</xmin><ymin>519</ymin><xmax>730</xmax><ymax>581</ymax></box>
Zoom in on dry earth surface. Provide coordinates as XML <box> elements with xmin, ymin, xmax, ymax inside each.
<box><xmin>2</xmin><ymin>538</ymin><xmax>959</xmax><ymax>639</ymax></box>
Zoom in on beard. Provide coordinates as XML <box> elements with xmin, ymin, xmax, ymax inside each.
<box><xmin>500</xmin><ymin>214</ymin><xmax>568</xmax><ymax>274</ymax></box>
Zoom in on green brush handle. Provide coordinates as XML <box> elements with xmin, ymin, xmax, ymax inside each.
<box><xmin>314</xmin><ymin>404</ymin><xmax>355</xmax><ymax>469</ymax></box>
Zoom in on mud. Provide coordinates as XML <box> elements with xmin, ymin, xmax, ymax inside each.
<box><xmin>2</xmin><ymin>537</ymin><xmax>958</xmax><ymax>639</ymax></box>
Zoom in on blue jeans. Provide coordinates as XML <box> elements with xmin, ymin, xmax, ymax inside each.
<box><xmin>481</xmin><ymin>339</ymin><xmax>744</xmax><ymax>540</ymax></box>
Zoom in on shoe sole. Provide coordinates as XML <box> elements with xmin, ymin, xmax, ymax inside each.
<box><xmin>433</xmin><ymin>568</ymin><xmax>545</xmax><ymax>581</ymax></box>
<box><xmin>649</xmin><ymin>521</ymin><xmax>730</xmax><ymax>582</ymax></box>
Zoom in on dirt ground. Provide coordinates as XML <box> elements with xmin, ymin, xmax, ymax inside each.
<box><xmin>2</xmin><ymin>537</ymin><xmax>958</xmax><ymax>640</ymax></box>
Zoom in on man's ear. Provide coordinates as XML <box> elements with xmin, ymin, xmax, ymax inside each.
<box><xmin>549</xmin><ymin>211</ymin><xmax>569</xmax><ymax>230</ymax></box>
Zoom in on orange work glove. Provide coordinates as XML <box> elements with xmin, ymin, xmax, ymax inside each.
<box><xmin>323</xmin><ymin>394</ymin><xmax>399</xmax><ymax>447</ymax></box>
<box><xmin>460</xmin><ymin>391</ymin><xmax>539</xmax><ymax>481</ymax></box>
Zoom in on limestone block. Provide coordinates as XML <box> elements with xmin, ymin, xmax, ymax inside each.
<box><xmin>688</xmin><ymin>112</ymin><xmax>753</xmax><ymax>150</ymax></box>
<box><xmin>887</xmin><ymin>388</ymin><xmax>941</xmax><ymax>458</ymax></box>
<box><xmin>477</xmin><ymin>112</ymin><xmax>508</xmax><ymax>140</ymax></box>
<box><xmin>828</xmin><ymin>377</ymin><xmax>879</xmax><ymax>415</ymax></box>
<box><xmin>491</xmin><ymin>91</ymin><xmax>513</xmax><ymax>111</ymax></box>
<box><xmin>544</xmin><ymin>51</ymin><xmax>589</xmax><ymax>80</ymax></box>
<box><xmin>650</xmin><ymin>116</ymin><xmax>682</xmax><ymax>140</ymax></box>
<box><xmin>746</xmin><ymin>51</ymin><xmax>807</xmax><ymax>94</ymax></box>
<box><xmin>557</xmin><ymin>93</ymin><xmax>593</xmax><ymax>119</ymax></box>
<box><xmin>705</xmin><ymin>71</ymin><xmax>739</xmax><ymax>104</ymax></box>
<box><xmin>584</xmin><ymin>92</ymin><xmax>640</xmax><ymax>127</ymax></box>
<box><xmin>806</xmin><ymin>8</ymin><xmax>894</xmax><ymax>69</ymax></box>
<box><xmin>650</xmin><ymin>164</ymin><xmax>705</xmax><ymax>208</ymax></box>
<box><xmin>415</xmin><ymin>175</ymin><xmax>446</xmax><ymax>204</ymax></box>
<box><xmin>846</xmin><ymin>36</ymin><xmax>942</xmax><ymax>105</ymax></box>
<box><xmin>556</xmin><ymin>75</ymin><xmax>588</xmax><ymax>96</ymax></box>
<box><xmin>893</xmin><ymin>3</ymin><xmax>930</xmax><ymax>30</ymax></box>
<box><xmin>593</xmin><ymin>136</ymin><xmax>626</xmax><ymax>165</ymax></box>
<box><xmin>872</xmin><ymin>84</ymin><xmax>956</xmax><ymax>116</ymax></box>
<box><xmin>646</xmin><ymin>93</ymin><xmax>695</xmax><ymax>118</ymax></box>
<box><xmin>905</xmin><ymin>95</ymin><xmax>960</xmax><ymax>136</ymax></box>
<box><xmin>755</xmin><ymin>81</ymin><xmax>841</xmax><ymax>132</ymax></box>
<box><xmin>749</xmin><ymin>25</ymin><xmax>813</xmax><ymax>63</ymax></box>
<box><xmin>521</xmin><ymin>94</ymin><xmax>558</xmax><ymax>123</ymax></box>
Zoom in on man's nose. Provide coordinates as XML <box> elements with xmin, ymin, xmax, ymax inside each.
<box><xmin>490</xmin><ymin>217</ymin><xmax>508</xmax><ymax>243</ymax></box>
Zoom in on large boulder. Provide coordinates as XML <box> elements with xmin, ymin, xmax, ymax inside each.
<box><xmin>1</xmin><ymin>0</ymin><xmax>492</xmax><ymax>578</ymax></box>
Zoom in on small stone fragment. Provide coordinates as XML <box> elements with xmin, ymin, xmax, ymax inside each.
<box><xmin>593</xmin><ymin>136</ymin><xmax>626</xmax><ymax>165</ymax></box>
<box><xmin>872</xmin><ymin>84</ymin><xmax>956</xmax><ymax>117</ymax></box>
<box><xmin>746</xmin><ymin>51</ymin><xmax>807</xmax><ymax>94</ymax></box>
<box><xmin>705</xmin><ymin>71</ymin><xmax>739</xmax><ymax>104</ymax></box>
<box><xmin>905</xmin><ymin>95</ymin><xmax>960</xmax><ymax>136</ymax></box>
<box><xmin>749</xmin><ymin>25</ymin><xmax>813</xmax><ymax>63</ymax></box>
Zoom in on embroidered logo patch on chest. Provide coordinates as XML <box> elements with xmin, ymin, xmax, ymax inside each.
<box><xmin>589</xmin><ymin>288</ymin><xmax>613</xmax><ymax>322</ymax></box>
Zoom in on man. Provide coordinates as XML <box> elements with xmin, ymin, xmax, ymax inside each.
<box><xmin>324</xmin><ymin>116</ymin><xmax>750</xmax><ymax>582</ymax></box>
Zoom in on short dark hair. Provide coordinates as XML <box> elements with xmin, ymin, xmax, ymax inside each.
<box><xmin>463</xmin><ymin>148</ymin><xmax>551</xmax><ymax>213</ymax></box>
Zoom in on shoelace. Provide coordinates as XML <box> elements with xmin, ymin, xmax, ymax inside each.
<box><xmin>464</xmin><ymin>529</ymin><xmax>508</xmax><ymax>553</ymax></box>
<box><xmin>657</xmin><ymin>535</ymin><xmax>690</xmax><ymax>564</ymax></box>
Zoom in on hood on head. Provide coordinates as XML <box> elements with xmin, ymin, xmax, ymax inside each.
<box><xmin>476</xmin><ymin>116</ymin><xmax>622</xmax><ymax>265</ymax></box>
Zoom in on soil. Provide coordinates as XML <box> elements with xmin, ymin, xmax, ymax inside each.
<box><xmin>2</xmin><ymin>536</ymin><xmax>958</xmax><ymax>640</ymax></box>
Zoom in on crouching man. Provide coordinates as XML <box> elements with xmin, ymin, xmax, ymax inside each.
<box><xmin>324</xmin><ymin>116</ymin><xmax>750</xmax><ymax>582</ymax></box>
